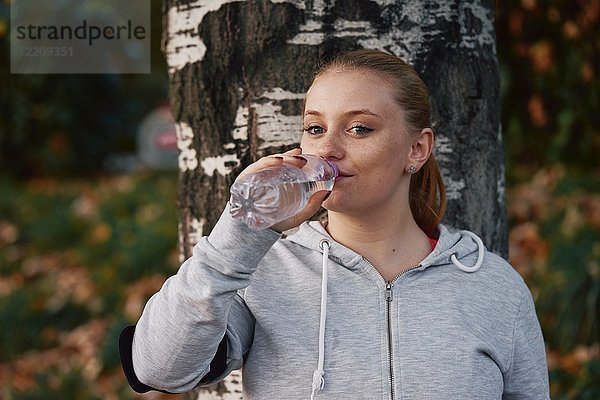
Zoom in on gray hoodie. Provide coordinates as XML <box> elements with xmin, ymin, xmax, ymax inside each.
<box><xmin>125</xmin><ymin>206</ymin><xmax>550</xmax><ymax>399</ymax></box>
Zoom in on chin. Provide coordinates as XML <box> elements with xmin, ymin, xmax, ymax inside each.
<box><xmin>321</xmin><ymin>193</ymin><xmax>353</xmax><ymax>214</ymax></box>
<box><xmin>321</xmin><ymin>195</ymin><xmax>336</xmax><ymax>212</ymax></box>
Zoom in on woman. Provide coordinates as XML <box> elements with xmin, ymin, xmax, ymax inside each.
<box><xmin>120</xmin><ymin>50</ymin><xmax>550</xmax><ymax>399</ymax></box>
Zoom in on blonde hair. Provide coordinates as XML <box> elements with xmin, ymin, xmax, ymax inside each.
<box><xmin>314</xmin><ymin>49</ymin><xmax>446</xmax><ymax>233</ymax></box>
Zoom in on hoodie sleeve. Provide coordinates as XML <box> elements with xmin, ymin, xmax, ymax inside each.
<box><xmin>126</xmin><ymin>205</ymin><xmax>281</xmax><ymax>393</ymax></box>
<box><xmin>503</xmin><ymin>287</ymin><xmax>550</xmax><ymax>399</ymax></box>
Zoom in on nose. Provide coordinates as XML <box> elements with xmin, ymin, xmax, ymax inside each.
<box><xmin>315</xmin><ymin>131</ymin><xmax>344</xmax><ymax>160</ymax></box>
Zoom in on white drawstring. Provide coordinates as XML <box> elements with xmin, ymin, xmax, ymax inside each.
<box><xmin>311</xmin><ymin>239</ymin><xmax>330</xmax><ymax>399</ymax></box>
<box><xmin>308</xmin><ymin>231</ymin><xmax>483</xmax><ymax>398</ymax></box>
<box><xmin>450</xmin><ymin>230</ymin><xmax>485</xmax><ymax>272</ymax></box>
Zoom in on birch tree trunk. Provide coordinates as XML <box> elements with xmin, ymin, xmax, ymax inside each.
<box><xmin>162</xmin><ymin>1</ymin><xmax>504</xmax><ymax>398</ymax></box>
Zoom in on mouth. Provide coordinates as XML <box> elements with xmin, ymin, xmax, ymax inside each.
<box><xmin>335</xmin><ymin>173</ymin><xmax>352</xmax><ymax>181</ymax></box>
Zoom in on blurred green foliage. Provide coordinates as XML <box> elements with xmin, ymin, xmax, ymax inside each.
<box><xmin>496</xmin><ymin>1</ymin><xmax>600</xmax><ymax>396</ymax></box>
<box><xmin>506</xmin><ymin>168</ymin><xmax>599</xmax><ymax>398</ymax></box>
<box><xmin>0</xmin><ymin>172</ymin><xmax>179</xmax><ymax>397</ymax></box>
<box><xmin>0</xmin><ymin>0</ymin><xmax>168</xmax><ymax>177</ymax></box>
<box><xmin>497</xmin><ymin>0</ymin><xmax>599</xmax><ymax>176</ymax></box>
<box><xmin>12</xmin><ymin>368</ymin><xmax>102</xmax><ymax>400</ymax></box>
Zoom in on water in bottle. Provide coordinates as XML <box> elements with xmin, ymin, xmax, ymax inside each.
<box><xmin>229</xmin><ymin>155</ymin><xmax>339</xmax><ymax>230</ymax></box>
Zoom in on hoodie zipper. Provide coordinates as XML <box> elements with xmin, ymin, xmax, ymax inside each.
<box><xmin>364</xmin><ymin>257</ymin><xmax>423</xmax><ymax>400</ymax></box>
<box><xmin>385</xmin><ymin>281</ymin><xmax>396</xmax><ymax>400</ymax></box>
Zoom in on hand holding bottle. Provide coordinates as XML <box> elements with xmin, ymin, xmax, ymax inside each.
<box><xmin>230</xmin><ymin>148</ymin><xmax>338</xmax><ymax>233</ymax></box>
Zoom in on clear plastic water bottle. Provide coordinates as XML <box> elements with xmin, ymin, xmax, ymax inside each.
<box><xmin>229</xmin><ymin>155</ymin><xmax>339</xmax><ymax>230</ymax></box>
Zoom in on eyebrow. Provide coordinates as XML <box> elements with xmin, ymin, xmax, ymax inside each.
<box><xmin>304</xmin><ymin>109</ymin><xmax>381</xmax><ymax>118</ymax></box>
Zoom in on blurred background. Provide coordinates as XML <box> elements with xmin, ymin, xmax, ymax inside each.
<box><xmin>0</xmin><ymin>0</ymin><xmax>598</xmax><ymax>398</ymax></box>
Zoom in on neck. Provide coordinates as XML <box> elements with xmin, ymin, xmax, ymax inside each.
<box><xmin>325</xmin><ymin>205</ymin><xmax>432</xmax><ymax>281</ymax></box>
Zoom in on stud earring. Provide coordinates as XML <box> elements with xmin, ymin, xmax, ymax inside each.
<box><xmin>408</xmin><ymin>165</ymin><xmax>417</xmax><ymax>174</ymax></box>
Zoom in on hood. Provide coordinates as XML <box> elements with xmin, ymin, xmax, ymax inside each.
<box><xmin>285</xmin><ymin>221</ymin><xmax>486</xmax><ymax>273</ymax></box>
<box><xmin>283</xmin><ymin>220</ymin><xmax>486</xmax><ymax>399</ymax></box>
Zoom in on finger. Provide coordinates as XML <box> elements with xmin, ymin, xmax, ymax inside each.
<box><xmin>283</xmin><ymin>147</ymin><xmax>302</xmax><ymax>155</ymax></box>
<box><xmin>238</xmin><ymin>150</ymin><xmax>306</xmax><ymax>180</ymax></box>
<box><xmin>281</xmin><ymin>154</ymin><xmax>307</xmax><ymax>168</ymax></box>
<box><xmin>237</xmin><ymin>155</ymin><xmax>284</xmax><ymax>177</ymax></box>
<box><xmin>267</xmin><ymin>149</ymin><xmax>306</xmax><ymax>169</ymax></box>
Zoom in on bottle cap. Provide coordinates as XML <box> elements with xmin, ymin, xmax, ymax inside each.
<box><xmin>325</xmin><ymin>160</ymin><xmax>339</xmax><ymax>179</ymax></box>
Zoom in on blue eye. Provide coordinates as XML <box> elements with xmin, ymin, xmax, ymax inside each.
<box><xmin>303</xmin><ymin>125</ymin><xmax>325</xmax><ymax>135</ymax></box>
<box><xmin>349</xmin><ymin>125</ymin><xmax>373</xmax><ymax>135</ymax></box>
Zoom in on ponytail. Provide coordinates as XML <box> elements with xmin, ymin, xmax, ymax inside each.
<box><xmin>409</xmin><ymin>156</ymin><xmax>446</xmax><ymax>233</ymax></box>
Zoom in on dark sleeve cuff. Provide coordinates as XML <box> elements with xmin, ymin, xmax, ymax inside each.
<box><xmin>119</xmin><ymin>325</ymin><xmax>166</xmax><ymax>393</ymax></box>
<box><xmin>199</xmin><ymin>334</ymin><xmax>228</xmax><ymax>384</ymax></box>
<box><xmin>119</xmin><ymin>325</ymin><xmax>229</xmax><ymax>392</ymax></box>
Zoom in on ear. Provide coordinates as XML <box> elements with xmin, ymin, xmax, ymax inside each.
<box><xmin>407</xmin><ymin>128</ymin><xmax>434</xmax><ymax>172</ymax></box>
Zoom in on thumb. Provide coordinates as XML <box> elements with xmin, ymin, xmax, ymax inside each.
<box><xmin>270</xmin><ymin>190</ymin><xmax>329</xmax><ymax>233</ymax></box>
<box><xmin>297</xmin><ymin>190</ymin><xmax>329</xmax><ymax>221</ymax></box>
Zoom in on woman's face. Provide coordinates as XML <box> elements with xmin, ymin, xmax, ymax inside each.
<box><xmin>300</xmin><ymin>68</ymin><xmax>415</xmax><ymax>216</ymax></box>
